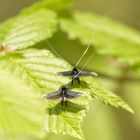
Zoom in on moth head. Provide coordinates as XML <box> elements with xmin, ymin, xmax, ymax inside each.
<box><xmin>72</xmin><ymin>67</ymin><xmax>78</xmax><ymax>71</ymax></box>
<box><xmin>60</xmin><ymin>86</ymin><xmax>68</xmax><ymax>91</ymax></box>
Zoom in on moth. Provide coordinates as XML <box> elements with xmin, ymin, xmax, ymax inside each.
<box><xmin>42</xmin><ymin>86</ymin><xmax>84</xmax><ymax>106</ymax></box>
<box><xmin>56</xmin><ymin>39</ymin><xmax>98</xmax><ymax>84</ymax></box>
<box><xmin>44</xmin><ymin>37</ymin><xmax>98</xmax><ymax>85</ymax></box>
<box><xmin>57</xmin><ymin>67</ymin><xmax>98</xmax><ymax>85</ymax></box>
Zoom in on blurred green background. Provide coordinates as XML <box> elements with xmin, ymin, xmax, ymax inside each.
<box><xmin>0</xmin><ymin>0</ymin><xmax>140</xmax><ymax>30</ymax></box>
<box><xmin>0</xmin><ymin>0</ymin><xmax>140</xmax><ymax>140</ymax></box>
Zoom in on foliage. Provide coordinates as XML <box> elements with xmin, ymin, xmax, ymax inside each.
<box><xmin>0</xmin><ymin>0</ymin><xmax>139</xmax><ymax>140</ymax></box>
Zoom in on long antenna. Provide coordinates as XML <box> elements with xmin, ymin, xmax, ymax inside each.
<box><xmin>75</xmin><ymin>30</ymin><xmax>97</xmax><ymax>68</ymax></box>
<box><xmin>43</xmin><ymin>39</ymin><xmax>69</xmax><ymax>85</ymax></box>
<box><xmin>44</xmin><ymin>39</ymin><xmax>65</xmax><ymax>61</ymax></box>
<box><xmin>74</xmin><ymin>12</ymin><xmax>109</xmax><ymax>69</ymax></box>
<box><xmin>43</xmin><ymin>33</ymin><xmax>98</xmax><ymax>84</ymax></box>
<box><xmin>44</xmin><ymin>13</ymin><xmax>109</xmax><ymax>84</ymax></box>
<box><xmin>72</xmin><ymin>47</ymin><xmax>98</xmax><ymax>81</ymax></box>
<box><xmin>70</xmin><ymin>28</ymin><xmax>98</xmax><ymax>81</ymax></box>
<box><xmin>75</xmin><ymin>41</ymin><xmax>91</xmax><ymax>67</ymax></box>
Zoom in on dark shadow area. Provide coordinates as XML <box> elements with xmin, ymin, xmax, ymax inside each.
<box><xmin>48</xmin><ymin>30</ymin><xmax>96</xmax><ymax>69</ymax></box>
<box><xmin>57</xmin><ymin>10</ymin><xmax>73</xmax><ymax>19</ymax></box>
<box><xmin>47</xmin><ymin>101</ymin><xmax>86</xmax><ymax>115</ymax></box>
<box><xmin>0</xmin><ymin>51</ymin><xmax>25</xmax><ymax>60</ymax></box>
<box><xmin>6</xmin><ymin>51</ymin><xmax>25</xmax><ymax>59</ymax></box>
<box><xmin>67</xmin><ymin>80</ymin><xmax>90</xmax><ymax>90</ymax></box>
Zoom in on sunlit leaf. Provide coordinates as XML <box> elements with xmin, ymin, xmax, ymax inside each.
<box><xmin>0</xmin><ymin>66</ymin><xmax>45</xmax><ymax>137</ymax></box>
<box><xmin>84</xmin><ymin>77</ymin><xmax>134</xmax><ymax>113</ymax></box>
<box><xmin>60</xmin><ymin>11</ymin><xmax>140</xmax><ymax>66</ymax></box>
<box><xmin>0</xmin><ymin>46</ymin><xmax>133</xmax><ymax>139</ymax></box>
<box><xmin>0</xmin><ymin>1</ymin><xmax>136</xmax><ymax>139</ymax></box>
<box><xmin>0</xmin><ymin>46</ymin><xmax>92</xmax><ymax>140</ymax></box>
<box><xmin>1</xmin><ymin>9</ymin><xmax>57</xmax><ymax>50</ymax></box>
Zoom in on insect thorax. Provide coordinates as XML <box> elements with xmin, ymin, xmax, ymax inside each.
<box><xmin>61</xmin><ymin>87</ymin><xmax>68</xmax><ymax>95</ymax></box>
<box><xmin>72</xmin><ymin>68</ymin><xmax>79</xmax><ymax>75</ymax></box>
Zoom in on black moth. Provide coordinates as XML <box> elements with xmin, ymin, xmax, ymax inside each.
<box><xmin>42</xmin><ymin>86</ymin><xmax>84</xmax><ymax>106</ymax></box>
<box><xmin>57</xmin><ymin>67</ymin><xmax>98</xmax><ymax>85</ymax></box>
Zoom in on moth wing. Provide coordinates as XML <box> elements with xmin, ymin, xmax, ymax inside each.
<box><xmin>78</xmin><ymin>70</ymin><xmax>98</xmax><ymax>76</ymax></box>
<box><xmin>42</xmin><ymin>91</ymin><xmax>61</xmax><ymax>100</ymax></box>
<box><xmin>57</xmin><ymin>71</ymin><xmax>72</xmax><ymax>76</ymax></box>
<box><xmin>66</xmin><ymin>90</ymin><xmax>84</xmax><ymax>99</ymax></box>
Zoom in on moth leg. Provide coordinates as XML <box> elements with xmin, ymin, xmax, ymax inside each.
<box><xmin>61</xmin><ymin>101</ymin><xmax>64</xmax><ymax>106</ymax></box>
<box><xmin>71</xmin><ymin>79</ymin><xmax>73</xmax><ymax>85</ymax></box>
<box><xmin>77</xmin><ymin>78</ymin><xmax>80</xmax><ymax>84</ymax></box>
<box><xmin>65</xmin><ymin>101</ymin><xmax>67</xmax><ymax>107</ymax></box>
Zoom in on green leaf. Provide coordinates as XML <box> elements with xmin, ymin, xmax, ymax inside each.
<box><xmin>0</xmin><ymin>65</ymin><xmax>45</xmax><ymax>137</ymax></box>
<box><xmin>0</xmin><ymin>44</ymin><xmax>133</xmax><ymax>140</ymax></box>
<box><xmin>0</xmin><ymin>18</ymin><xmax>16</xmax><ymax>43</ymax></box>
<box><xmin>21</xmin><ymin>0</ymin><xmax>73</xmax><ymax>14</ymax></box>
<box><xmin>0</xmin><ymin>7</ymin><xmax>134</xmax><ymax>139</ymax></box>
<box><xmin>59</xmin><ymin>11</ymin><xmax>140</xmax><ymax>66</ymax></box>
<box><xmin>0</xmin><ymin>47</ymin><xmax>92</xmax><ymax>140</ymax></box>
<box><xmin>0</xmin><ymin>9</ymin><xmax>57</xmax><ymax>50</ymax></box>
<box><xmin>84</xmin><ymin>77</ymin><xmax>134</xmax><ymax>113</ymax></box>
<box><xmin>39</xmin><ymin>100</ymin><xmax>122</xmax><ymax>140</ymax></box>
